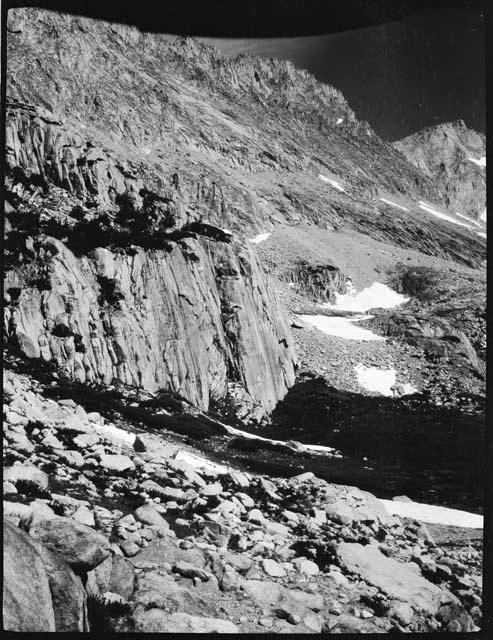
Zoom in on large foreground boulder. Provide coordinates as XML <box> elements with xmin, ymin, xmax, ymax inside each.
<box><xmin>21</xmin><ymin>514</ymin><xmax>111</xmax><ymax>574</ymax></box>
<box><xmin>3</xmin><ymin>519</ymin><xmax>56</xmax><ymax>632</ymax></box>
<box><xmin>33</xmin><ymin>541</ymin><xmax>89</xmax><ymax>631</ymax></box>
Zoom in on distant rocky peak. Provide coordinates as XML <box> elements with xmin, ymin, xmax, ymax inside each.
<box><xmin>394</xmin><ymin>121</ymin><xmax>486</xmax><ymax>220</ymax></box>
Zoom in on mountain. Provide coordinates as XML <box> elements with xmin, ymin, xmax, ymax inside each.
<box><xmin>394</xmin><ymin>120</ymin><xmax>486</xmax><ymax>221</ymax></box>
<box><xmin>5</xmin><ymin>8</ymin><xmax>486</xmax><ymax>417</ymax></box>
<box><xmin>3</xmin><ymin>8</ymin><xmax>485</xmax><ymax>635</ymax></box>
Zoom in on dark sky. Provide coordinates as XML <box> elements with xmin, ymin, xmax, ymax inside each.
<box><xmin>5</xmin><ymin>1</ymin><xmax>487</xmax><ymax>140</ymax></box>
<box><xmin>199</xmin><ymin>9</ymin><xmax>486</xmax><ymax>140</ymax></box>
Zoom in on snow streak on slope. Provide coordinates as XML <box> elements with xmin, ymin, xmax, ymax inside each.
<box><xmin>454</xmin><ymin>211</ymin><xmax>483</xmax><ymax>228</ymax></box>
<box><xmin>299</xmin><ymin>314</ymin><xmax>385</xmax><ymax>341</ymax></box>
<box><xmin>467</xmin><ymin>156</ymin><xmax>486</xmax><ymax>168</ymax></box>
<box><xmin>223</xmin><ymin>424</ymin><xmax>341</xmax><ymax>457</ymax></box>
<box><xmin>418</xmin><ymin>201</ymin><xmax>477</xmax><ymax>231</ymax></box>
<box><xmin>324</xmin><ymin>282</ymin><xmax>409</xmax><ymax>313</ymax></box>
<box><xmin>379</xmin><ymin>197</ymin><xmax>410</xmax><ymax>212</ymax></box>
<box><xmin>380</xmin><ymin>499</ymin><xmax>483</xmax><ymax>528</ymax></box>
<box><xmin>318</xmin><ymin>174</ymin><xmax>345</xmax><ymax>192</ymax></box>
<box><xmin>249</xmin><ymin>233</ymin><xmax>271</xmax><ymax>244</ymax></box>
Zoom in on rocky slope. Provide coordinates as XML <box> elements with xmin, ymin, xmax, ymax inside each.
<box><xmin>3</xmin><ymin>366</ymin><xmax>483</xmax><ymax>633</ymax></box>
<box><xmin>3</xmin><ymin>8</ymin><xmax>486</xmax><ymax>633</ymax></box>
<box><xmin>5</xmin><ymin>8</ymin><xmax>486</xmax><ymax>414</ymax></box>
<box><xmin>394</xmin><ymin>120</ymin><xmax>486</xmax><ymax>221</ymax></box>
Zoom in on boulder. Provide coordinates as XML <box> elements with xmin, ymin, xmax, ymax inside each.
<box><xmin>86</xmin><ymin>555</ymin><xmax>135</xmax><ymax>600</ymax></box>
<box><xmin>131</xmin><ymin>570</ymin><xmax>216</xmax><ymax>617</ymax></box>
<box><xmin>4</xmin><ymin>463</ymin><xmax>49</xmax><ymax>489</ymax></box>
<box><xmin>134</xmin><ymin>504</ymin><xmax>170</xmax><ymax>530</ymax></box>
<box><xmin>336</xmin><ymin>542</ymin><xmax>443</xmax><ymax>614</ymax></box>
<box><xmin>132</xmin><ymin>610</ymin><xmax>239</xmax><ymax>633</ymax></box>
<box><xmin>73</xmin><ymin>433</ymin><xmax>100</xmax><ymax>448</ymax></box>
<box><xmin>130</xmin><ymin>540</ymin><xmax>206</xmax><ymax>570</ymax></box>
<box><xmin>262</xmin><ymin>558</ymin><xmax>286</xmax><ymax>578</ymax></box>
<box><xmin>32</xmin><ymin>541</ymin><xmax>89</xmax><ymax>631</ymax></box>
<box><xmin>100</xmin><ymin>454</ymin><xmax>135</xmax><ymax>473</ymax></box>
<box><xmin>72</xmin><ymin>505</ymin><xmax>95</xmax><ymax>527</ymax></box>
<box><xmin>22</xmin><ymin>514</ymin><xmax>111</xmax><ymax>574</ymax></box>
<box><xmin>3</xmin><ymin>519</ymin><xmax>56</xmax><ymax>631</ymax></box>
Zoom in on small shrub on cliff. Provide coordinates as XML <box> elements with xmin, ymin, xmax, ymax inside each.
<box><xmin>97</xmin><ymin>276</ymin><xmax>125</xmax><ymax>307</ymax></box>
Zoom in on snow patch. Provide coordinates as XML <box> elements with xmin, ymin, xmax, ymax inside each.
<box><xmin>249</xmin><ymin>233</ymin><xmax>271</xmax><ymax>244</ymax></box>
<box><xmin>380</xmin><ymin>499</ymin><xmax>483</xmax><ymax>529</ymax></box>
<box><xmin>299</xmin><ymin>314</ymin><xmax>386</xmax><ymax>341</ymax></box>
<box><xmin>480</xmin><ymin>208</ymin><xmax>487</xmax><ymax>222</ymax></box>
<box><xmin>379</xmin><ymin>197</ymin><xmax>409</xmax><ymax>212</ymax></box>
<box><xmin>354</xmin><ymin>365</ymin><xmax>417</xmax><ymax>397</ymax></box>
<box><xmin>336</xmin><ymin>117</ymin><xmax>344</xmax><ymax>125</ymax></box>
<box><xmin>476</xmin><ymin>231</ymin><xmax>487</xmax><ymax>239</ymax></box>
<box><xmin>94</xmin><ymin>423</ymin><xmax>136</xmax><ymax>447</ymax></box>
<box><xmin>324</xmin><ymin>282</ymin><xmax>409</xmax><ymax>313</ymax></box>
<box><xmin>223</xmin><ymin>424</ymin><xmax>339</xmax><ymax>457</ymax></box>
<box><xmin>173</xmin><ymin>450</ymin><xmax>229</xmax><ymax>474</ymax></box>
<box><xmin>354</xmin><ymin>365</ymin><xmax>396</xmax><ymax>396</ymax></box>
<box><xmin>467</xmin><ymin>156</ymin><xmax>486</xmax><ymax>168</ymax></box>
<box><xmin>221</xmin><ymin>228</ymin><xmax>233</xmax><ymax>236</ymax></box>
<box><xmin>318</xmin><ymin>174</ymin><xmax>345</xmax><ymax>192</ymax></box>
<box><xmin>419</xmin><ymin>201</ymin><xmax>475</xmax><ymax>231</ymax></box>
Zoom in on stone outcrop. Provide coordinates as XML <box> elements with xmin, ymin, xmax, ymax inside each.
<box><xmin>395</xmin><ymin>121</ymin><xmax>486</xmax><ymax>220</ymax></box>
<box><xmin>3</xmin><ymin>519</ymin><xmax>57</xmax><ymax>632</ymax></box>
<box><xmin>5</xmin><ymin>231</ymin><xmax>296</xmax><ymax>413</ymax></box>
<box><xmin>283</xmin><ymin>260</ymin><xmax>348</xmax><ymax>303</ymax></box>
<box><xmin>336</xmin><ymin>542</ymin><xmax>444</xmax><ymax>614</ymax></box>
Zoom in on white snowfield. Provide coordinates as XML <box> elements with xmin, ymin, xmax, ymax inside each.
<box><xmin>249</xmin><ymin>232</ymin><xmax>271</xmax><ymax>244</ymax></box>
<box><xmin>379</xmin><ymin>197</ymin><xmax>410</xmax><ymax>212</ymax></box>
<box><xmin>418</xmin><ymin>201</ymin><xmax>477</xmax><ymax>231</ymax></box>
<box><xmin>336</xmin><ymin>117</ymin><xmax>344</xmax><ymax>125</ymax></box>
<box><xmin>299</xmin><ymin>313</ymin><xmax>386</xmax><ymax>341</ymax></box>
<box><xmin>324</xmin><ymin>282</ymin><xmax>409</xmax><ymax>313</ymax></box>
<box><xmin>476</xmin><ymin>231</ymin><xmax>487</xmax><ymax>239</ymax></box>
<box><xmin>480</xmin><ymin>208</ymin><xmax>487</xmax><ymax>222</ymax></box>
<box><xmin>354</xmin><ymin>364</ymin><xmax>417</xmax><ymax>397</ymax></box>
<box><xmin>380</xmin><ymin>499</ymin><xmax>483</xmax><ymax>529</ymax></box>
<box><xmin>467</xmin><ymin>155</ymin><xmax>486</xmax><ymax>168</ymax></box>
<box><xmin>318</xmin><ymin>174</ymin><xmax>345</xmax><ymax>192</ymax></box>
<box><xmin>223</xmin><ymin>424</ymin><xmax>341</xmax><ymax>457</ymax></box>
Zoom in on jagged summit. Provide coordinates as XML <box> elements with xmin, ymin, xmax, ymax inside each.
<box><xmin>394</xmin><ymin>120</ymin><xmax>486</xmax><ymax>220</ymax></box>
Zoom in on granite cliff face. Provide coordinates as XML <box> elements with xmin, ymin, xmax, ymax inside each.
<box><xmin>5</xmin><ymin>96</ymin><xmax>296</xmax><ymax>415</ymax></box>
<box><xmin>394</xmin><ymin>121</ymin><xmax>486</xmax><ymax>220</ymax></box>
<box><xmin>5</xmin><ymin>234</ymin><xmax>296</xmax><ymax>413</ymax></box>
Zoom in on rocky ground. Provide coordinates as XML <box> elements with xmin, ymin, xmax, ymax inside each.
<box><xmin>4</xmin><ymin>365</ymin><xmax>483</xmax><ymax>633</ymax></box>
<box><xmin>256</xmin><ymin>225</ymin><xmax>486</xmax><ymax>412</ymax></box>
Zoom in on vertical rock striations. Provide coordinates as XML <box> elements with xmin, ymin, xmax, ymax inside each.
<box><xmin>5</xmin><ymin>234</ymin><xmax>296</xmax><ymax>414</ymax></box>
